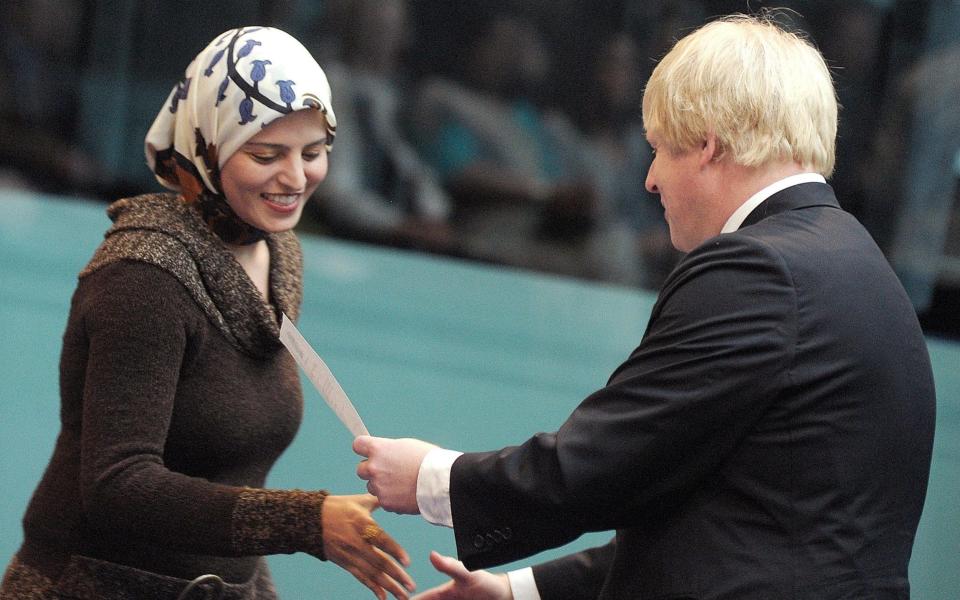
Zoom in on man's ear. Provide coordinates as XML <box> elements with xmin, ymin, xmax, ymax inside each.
<box><xmin>698</xmin><ymin>133</ymin><xmax>718</xmax><ymax>167</ymax></box>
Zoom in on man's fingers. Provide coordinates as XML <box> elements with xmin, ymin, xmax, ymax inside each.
<box><xmin>428</xmin><ymin>551</ymin><xmax>470</xmax><ymax>583</ymax></box>
<box><xmin>356</xmin><ymin>493</ymin><xmax>380</xmax><ymax>511</ymax></box>
<box><xmin>353</xmin><ymin>434</ymin><xmax>374</xmax><ymax>457</ymax></box>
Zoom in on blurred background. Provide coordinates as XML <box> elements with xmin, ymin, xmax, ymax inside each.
<box><xmin>2</xmin><ymin>1</ymin><xmax>960</xmax><ymax>597</ymax></box>
<box><xmin>2</xmin><ymin>0</ymin><xmax>959</xmax><ymax>339</ymax></box>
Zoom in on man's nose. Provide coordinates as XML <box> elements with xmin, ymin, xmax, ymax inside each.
<box><xmin>645</xmin><ymin>169</ymin><xmax>658</xmax><ymax>194</ymax></box>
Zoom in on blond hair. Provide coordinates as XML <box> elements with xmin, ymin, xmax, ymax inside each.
<box><xmin>642</xmin><ymin>14</ymin><xmax>837</xmax><ymax>176</ymax></box>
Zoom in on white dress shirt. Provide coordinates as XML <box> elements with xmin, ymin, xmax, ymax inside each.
<box><xmin>720</xmin><ymin>172</ymin><xmax>825</xmax><ymax>233</ymax></box>
<box><xmin>415</xmin><ymin>172</ymin><xmax>827</xmax><ymax>600</ymax></box>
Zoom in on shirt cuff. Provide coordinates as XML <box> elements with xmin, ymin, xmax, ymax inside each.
<box><xmin>507</xmin><ymin>567</ymin><xmax>542</xmax><ymax>600</ymax></box>
<box><xmin>416</xmin><ymin>447</ymin><xmax>462</xmax><ymax>527</ymax></box>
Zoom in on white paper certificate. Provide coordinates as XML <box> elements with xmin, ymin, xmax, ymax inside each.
<box><xmin>278</xmin><ymin>313</ymin><xmax>370</xmax><ymax>437</ymax></box>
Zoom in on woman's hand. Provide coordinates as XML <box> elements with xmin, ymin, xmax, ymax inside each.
<box><xmin>322</xmin><ymin>493</ymin><xmax>416</xmax><ymax>600</ymax></box>
<box><xmin>412</xmin><ymin>551</ymin><xmax>512</xmax><ymax>600</ymax></box>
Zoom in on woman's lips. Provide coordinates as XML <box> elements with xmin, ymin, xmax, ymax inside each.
<box><xmin>261</xmin><ymin>193</ymin><xmax>301</xmax><ymax>213</ymax></box>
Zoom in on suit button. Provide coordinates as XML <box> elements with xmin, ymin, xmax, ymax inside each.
<box><xmin>474</xmin><ymin>534</ymin><xmax>485</xmax><ymax>549</ymax></box>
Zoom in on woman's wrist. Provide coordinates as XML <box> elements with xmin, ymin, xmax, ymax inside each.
<box><xmin>231</xmin><ymin>487</ymin><xmax>329</xmax><ymax>558</ymax></box>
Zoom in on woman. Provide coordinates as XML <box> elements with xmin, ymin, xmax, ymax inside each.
<box><xmin>0</xmin><ymin>26</ymin><xmax>414</xmax><ymax>600</ymax></box>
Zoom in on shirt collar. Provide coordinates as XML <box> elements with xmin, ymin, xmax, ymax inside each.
<box><xmin>720</xmin><ymin>172</ymin><xmax>826</xmax><ymax>234</ymax></box>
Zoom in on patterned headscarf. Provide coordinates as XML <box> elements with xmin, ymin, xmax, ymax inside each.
<box><xmin>145</xmin><ymin>26</ymin><xmax>337</xmax><ymax>244</ymax></box>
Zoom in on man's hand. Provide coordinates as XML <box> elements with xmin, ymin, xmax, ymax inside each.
<box><xmin>354</xmin><ymin>436</ymin><xmax>437</xmax><ymax>514</ymax></box>
<box><xmin>412</xmin><ymin>552</ymin><xmax>513</xmax><ymax>600</ymax></box>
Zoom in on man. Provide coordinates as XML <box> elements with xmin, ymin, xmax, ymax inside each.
<box><xmin>355</xmin><ymin>14</ymin><xmax>936</xmax><ymax>599</ymax></box>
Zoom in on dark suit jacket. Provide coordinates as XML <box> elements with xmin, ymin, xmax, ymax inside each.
<box><xmin>448</xmin><ymin>183</ymin><xmax>936</xmax><ymax>599</ymax></box>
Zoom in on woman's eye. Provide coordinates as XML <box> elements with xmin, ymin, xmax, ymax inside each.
<box><xmin>250</xmin><ymin>153</ymin><xmax>278</xmax><ymax>163</ymax></box>
<box><xmin>303</xmin><ymin>149</ymin><xmax>323</xmax><ymax>161</ymax></box>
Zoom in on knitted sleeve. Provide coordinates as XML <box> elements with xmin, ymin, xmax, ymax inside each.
<box><xmin>73</xmin><ymin>261</ymin><xmax>326</xmax><ymax>559</ymax></box>
<box><xmin>231</xmin><ymin>488</ymin><xmax>328</xmax><ymax>559</ymax></box>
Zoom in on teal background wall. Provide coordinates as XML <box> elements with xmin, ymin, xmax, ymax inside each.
<box><xmin>2</xmin><ymin>193</ymin><xmax>957</xmax><ymax>598</ymax></box>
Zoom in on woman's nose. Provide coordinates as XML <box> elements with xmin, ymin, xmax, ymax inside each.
<box><xmin>277</xmin><ymin>156</ymin><xmax>307</xmax><ymax>190</ymax></box>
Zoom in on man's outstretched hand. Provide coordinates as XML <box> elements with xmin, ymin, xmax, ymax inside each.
<box><xmin>354</xmin><ymin>435</ymin><xmax>437</xmax><ymax>514</ymax></box>
<box><xmin>412</xmin><ymin>552</ymin><xmax>513</xmax><ymax>600</ymax></box>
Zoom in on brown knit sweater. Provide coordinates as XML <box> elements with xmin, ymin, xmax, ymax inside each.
<box><xmin>2</xmin><ymin>195</ymin><xmax>328</xmax><ymax>599</ymax></box>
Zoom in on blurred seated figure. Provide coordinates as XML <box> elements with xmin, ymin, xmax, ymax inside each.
<box><xmin>867</xmin><ymin>38</ymin><xmax>960</xmax><ymax>314</ymax></box>
<box><xmin>306</xmin><ymin>0</ymin><xmax>459</xmax><ymax>254</ymax></box>
<box><xmin>412</xmin><ymin>13</ymin><xmax>625</xmax><ymax>280</ymax></box>
<box><xmin>576</xmin><ymin>31</ymin><xmax>680</xmax><ymax>289</ymax></box>
<box><xmin>0</xmin><ymin>0</ymin><xmax>105</xmax><ymax>195</ymax></box>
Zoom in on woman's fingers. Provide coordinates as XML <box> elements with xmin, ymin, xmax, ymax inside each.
<box><xmin>353</xmin><ymin>544</ymin><xmax>414</xmax><ymax>599</ymax></box>
<box><xmin>369</xmin><ymin>523</ymin><xmax>412</xmax><ymax>567</ymax></box>
<box><xmin>343</xmin><ymin>563</ymin><xmax>388</xmax><ymax>600</ymax></box>
<box><xmin>362</xmin><ymin>530</ymin><xmax>416</xmax><ymax>592</ymax></box>
<box><xmin>329</xmin><ymin>537</ymin><xmax>411</xmax><ymax>599</ymax></box>
<box><xmin>321</xmin><ymin>494</ymin><xmax>415</xmax><ymax>598</ymax></box>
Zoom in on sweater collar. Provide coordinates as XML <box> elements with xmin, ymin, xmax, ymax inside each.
<box><xmin>84</xmin><ymin>193</ymin><xmax>302</xmax><ymax>357</ymax></box>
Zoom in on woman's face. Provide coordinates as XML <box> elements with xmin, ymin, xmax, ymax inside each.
<box><xmin>220</xmin><ymin>109</ymin><xmax>329</xmax><ymax>233</ymax></box>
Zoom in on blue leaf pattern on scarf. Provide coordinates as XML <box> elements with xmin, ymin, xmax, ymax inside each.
<box><xmin>169</xmin><ymin>78</ymin><xmax>191</xmax><ymax>113</ymax></box>
<box><xmin>204</xmin><ymin>48</ymin><xmax>225</xmax><ymax>76</ymax></box>
<box><xmin>250</xmin><ymin>60</ymin><xmax>271</xmax><ymax>90</ymax></box>
<box><xmin>239</xmin><ymin>97</ymin><xmax>256</xmax><ymax>125</ymax></box>
<box><xmin>216</xmin><ymin>77</ymin><xmax>229</xmax><ymax>105</ymax></box>
<box><xmin>237</xmin><ymin>39</ymin><xmax>260</xmax><ymax>59</ymax></box>
<box><xmin>277</xmin><ymin>80</ymin><xmax>296</xmax><ymax>109</ymax></box>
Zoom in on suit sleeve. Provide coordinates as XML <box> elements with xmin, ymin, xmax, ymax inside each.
<box><xmin>450</xmin><ymin>235</ymin><xmax>798</xmax><ymax>569</ymax></box>
<box><xmin>530</xmin><ymin>540</ymin><xmax>617</xmax><ymax>600</ymax></box>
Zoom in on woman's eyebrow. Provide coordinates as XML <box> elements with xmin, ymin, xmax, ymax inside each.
<box><xmin>244</xmin><ymin>139</ymin><xmax>326</xmax><ymax>149</ymax></box>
